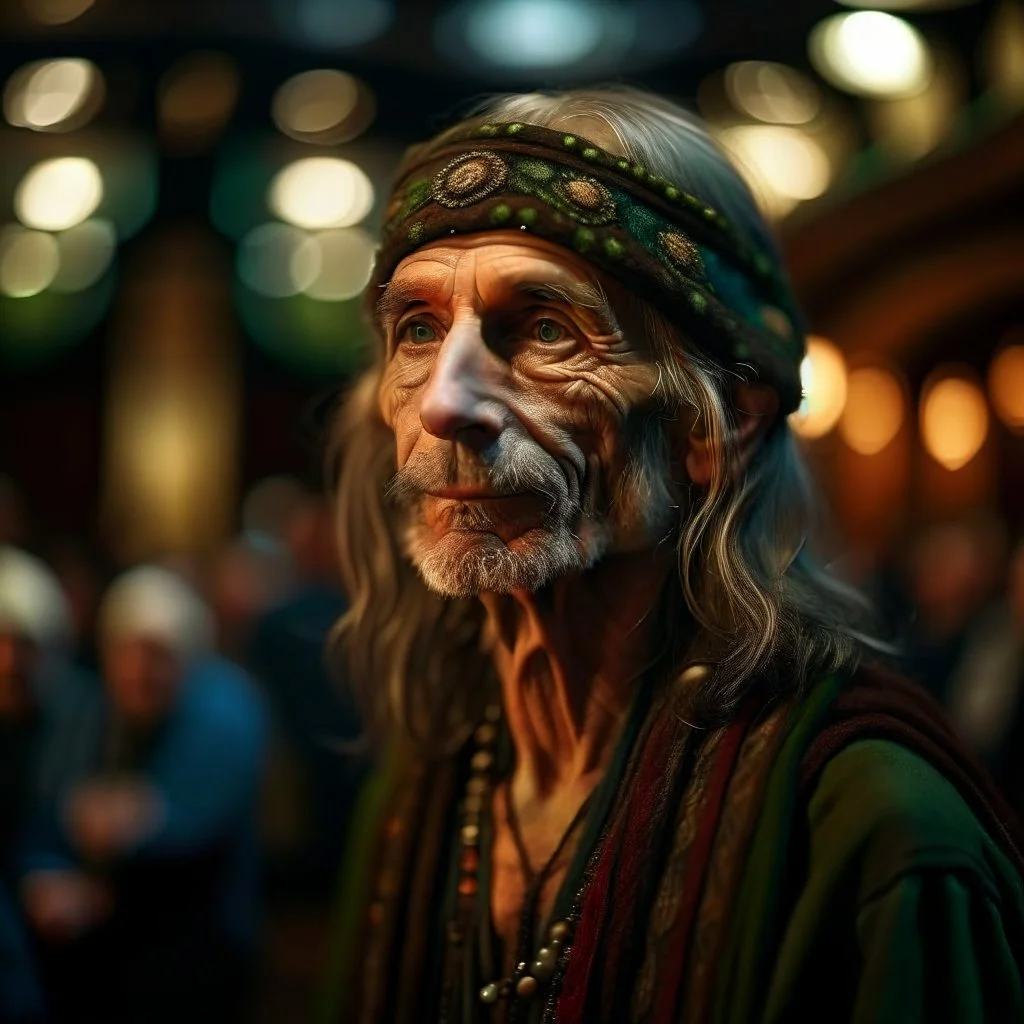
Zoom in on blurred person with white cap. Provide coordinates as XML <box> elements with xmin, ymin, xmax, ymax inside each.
<box><xmin>19</xmin><ymin>565</ymin><xmax>267</xmax><ymax>1024</ymax></box>
<box><xmin>0</xmin><ymin>546</ymin><xmax>71</xmax><ymax>1024</ymax></box>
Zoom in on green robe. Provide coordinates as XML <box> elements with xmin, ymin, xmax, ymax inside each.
<box><xmin>757</xmin><ymin>739</ymin><xmax>1024</xmax><ymax>1023</ymax></box>
<box><xmin>323</xmin><ymin>671</ymin><xmax>1024</xmax><ymax>1023</ymax></box>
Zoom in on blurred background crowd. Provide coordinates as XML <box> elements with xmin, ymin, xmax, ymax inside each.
<box><xmin>0</xmin><ymin>0</ymin><xmax>1022</xmax><ymax>1020</ymax></box>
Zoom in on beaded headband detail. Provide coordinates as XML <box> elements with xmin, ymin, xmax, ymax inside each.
<box><xmin>373</xmin><ymin>121</ymin><xmax>806</xmax><ymax>414</ymax></box>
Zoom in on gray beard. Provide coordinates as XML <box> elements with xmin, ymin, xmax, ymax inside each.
<box><xmin>404</xmin><ymin>514</ymin><xmax>608</xmax><ymax>597</ymax></box>
<box><xmin>390</xmin><ymin>416</ymin><xmax>677</xmax><ymax>598</ymax></box>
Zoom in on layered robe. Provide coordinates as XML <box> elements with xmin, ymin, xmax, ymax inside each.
<box><xmin>323</xmin><ymin>665</ymin><xmax>1024</xmax><ymax>1023</ymax></box>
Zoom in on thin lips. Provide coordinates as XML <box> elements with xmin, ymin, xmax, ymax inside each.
<box><xmin>425</xmin><ymin>487</ymin><xmax>515</xmax><ymax>500</ymax></box>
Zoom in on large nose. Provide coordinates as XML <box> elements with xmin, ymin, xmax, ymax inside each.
<box><xmin>419</xmin><ymin>318</ymin><xmax>504</xmax><ymax>445</ymax></box>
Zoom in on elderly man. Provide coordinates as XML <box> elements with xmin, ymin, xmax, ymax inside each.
<box><xmin>327</xmin><ymin>89</ymin><xmax>1024</xmax><ymax>1023</ymax></box>
<box><xmin>20</xmin><ymin>566</ymin><xmax>266</xmax><ymax>1023</ymax></box>
<box><xmin>0</xmin><ymin>547</ymin><xmax>71</xmax><ymax>1024</ymax></box>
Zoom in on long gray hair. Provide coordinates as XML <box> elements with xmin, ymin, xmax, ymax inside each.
<box><xmin>330</xmin><ymin>87</ymin><xmax>881</xmax><ymax>753</ymax></box>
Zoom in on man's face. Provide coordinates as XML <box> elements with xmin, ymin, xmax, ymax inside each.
<box><xmin>102</xmin><ymin>636</ymin><xmax>182</xmax><ymax>725</ymax></box>
<box><xmin>376</xmin><ymin>234</ymin><xmax>674</xmax><ymax>597</ymax></box>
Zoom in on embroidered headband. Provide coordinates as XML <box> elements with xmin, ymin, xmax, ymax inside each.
<box><xmin>372</xmin><ymin>121</ymin><xmax>807</xmax><ymax>414</ymax></box>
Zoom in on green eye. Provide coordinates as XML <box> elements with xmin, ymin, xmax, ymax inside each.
<box><xmin>536</xmin><ymin>318</ymin><xmax>563</xmax><ymax>343</ymax></box>
<box><xmin>406</xmin><ymin>322</ymin><xmax>437</xmax><ymax>343</ymax></box>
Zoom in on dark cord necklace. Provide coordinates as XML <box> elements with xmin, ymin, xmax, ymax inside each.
<box><xmin>440</xmin><ymin>668</ymin><xmax>659</xmax><ymax>1022</ymax></box>
<box><xmin>482</xmin><ymin>782</ymin><xmax>594</xmax><ymax>1005</ymax></box>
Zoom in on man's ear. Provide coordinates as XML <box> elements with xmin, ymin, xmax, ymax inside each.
<box><xmin>685</xmin><ymin>382</ymin><xmax>780</xmax><ymax>487</ymax></box>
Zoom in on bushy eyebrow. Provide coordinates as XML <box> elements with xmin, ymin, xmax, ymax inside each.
<box><xmin>516</xmin><ymin>281</ymin><xmax>620</xmax><ymax>334</ymax></box>
<box><xmin>374</xmin><ymin>274</ymin><xmax>621</xmax><ymax>335</ymax></box>
<box><xmin>374</xmin><ymin>280</ymin><xmax>430</xmax><ymax>332</ymax></box>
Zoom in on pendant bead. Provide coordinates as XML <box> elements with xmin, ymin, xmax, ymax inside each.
<box><xmin>479</xmin><ymin>983</ymin><xmax>500</xmax><ymax>1004</ymax></box>
<box><xmin>531</xmin><ymin>956</ymin><xmax>555</xmax><ymax>982</ymax></box>
<box><xmin>516</xmin><ymin>975</ymin><xmax>539</xmax><ymax>999</ymax></box>
<box><xmin>534</xmin><ymin>946</ymin><xmax>558</xmax><ymax>971</ymax></box>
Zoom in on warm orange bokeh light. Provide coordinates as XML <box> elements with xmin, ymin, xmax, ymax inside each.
<box><xmin>840</xmin><ymin>365</ymin><xmax>904</xmax><ymax>455</ymax></box>
<box><xmin>920</xmin><ymin>372</ymin><xmax>989</xmax><ymax>470</ymax></box>
<box><xmin>989</xmin><ymin>344</ymin><xmax>1024</xmax><ymax>432</ymax></box>
<box><xmin>790</xmin><ymin>336</ymin><xmax>848</xmax><ymax>439</ymax></box>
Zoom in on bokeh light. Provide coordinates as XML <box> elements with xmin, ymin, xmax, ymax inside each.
<box><xmin>3</xmin><ymin>59</ymin><xmax>104</xmax><ymax>133</ymax></box>
<box><xmin>0</xmin><ymin>226</ymin><xmax>59</xmax><ymax>298</ymax></box>
<box><xmin>866</xmin><ymin>44</ymin><xmax>965</xmax><ymax>160</ymax></box>
<box><xmin>920</xmin><ymin>371</ymin><xmax>989</xmax><ymax>469</ymax></box>
<box><xmin>15</xmin><ymin>157</ymin><xmax>103</xmax><ymax>231</ymax></box>
<box><xmin>983</xmin><ymin>0</ymin><xmax>1024</xmax><ymax>107</ymax></box>
<box><xmin>839</xmin><ymin>366</ymin><xmax>905</xmax><ymax>454</ymax></box>
<box><xmin>791</xmin><ymin>337</ymin><xmax>849</xmax><ymax>439</ymax></box>
<box><xmin>52</xmin><ymin>219</ymin><xmax>116</xmax><ymax>293</ymax></box>
<box><xmin>238</xmin><ymin>223</ymin><xmax>321</xmax><ymax>298</ymax></box>
<box><xmin>21</xmin><ymin>0</ymin><xmax>95</xmax><ymax>25</ymax></box>
<box><xmin>303</xmin><ymin>227</ymin><xmax>376</xmax><ymax>301</ymax></box>
<box><xmin>271</xmin><ymin>70</ymin><xmax>375</xmax><ymax>145</ymax></box>
<box><xmin>723</xmin><ymin>62</ymin><xmax>822</xmax><ymax>125</ymax></box>
<box><xmin>466</xmin><ymin>0</ymin><xmax>607</xmax><ymax>67</ymax></box>
<box><xmin>158</xmin><ymin>53</ymin><xmax>240</xmax><ymax>148</ymax></box>
<box><xmin>718</xmin><ymin>125</ymin><xmax>831</xmax><ymax>218</ymax></box>
<box><xmin>268</xmin><ymin>158</ymin><xmax>374</xmax><ymax>230</ymax></box>
<box><xmin>835</xmin><ymin>0</ymin><xmax>978</xmax><ymax>8</ymax></box>
<box><xmin>279</xmin><ymin>0</ymin><xmax>395</xmax><ymax>49</ymax></box>
<box><xmin>809</xmin><ymin>11</ymin><xmax>933</xmax><ymax>98</ymax></box>
<box><xmin>989</xmin><ymin>343</ymin><xmax>1024</xmax><ymax>431</ymax></box>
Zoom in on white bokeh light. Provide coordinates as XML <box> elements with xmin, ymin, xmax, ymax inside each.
<box><xmin>809</xmin><ymin>11</ymin><xmax>933</xmax><ymax>98</ymax></box>
<box><xmin>303</xmin><ymin>227</ymin><xmax>376</xmax><ymax>301</ymax></box>
<box><xmin>15</xmin><ymin>157</ymin><xmax>104</xmax><ymax>232</ymax></box>
<box><xmin>724</xmin><ymin>62</ymin><xmax>822</xmax><ymax>125</ymax></box>
<box><xmin>719</xmin><ymin>125</ymin><xmax>831</xmax><ymax>218</ymax></box>
<box><xmin>466</xmin><ymin>0</ymin><xmax>606</xmax><ymax>68</ymax></box>
<box><xmin>268</xmin><ymin>158</ymin><xmax>374</xmax><ymax>230</ymax></box>
<box><xmin>4</xmin><ymin>59</ymin><xmax>102</xmax><ymax>132</ymax></box>
<box><xmin>52</xmin><ymin>219</ymin><xmax>117</xmax><ymax>292</ymax></box>
<box><xmin>238</xmin><ymin>223</ymin><xmax>322</xmax><ymax>298</ymax></box>
<box><xmin>0</xmin><ymin>226</ymin><xmax>60</xmax><ymax>298</ymax></box>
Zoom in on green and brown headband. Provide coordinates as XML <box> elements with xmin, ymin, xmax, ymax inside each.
<box><xmin>373</xmin><ymin>121</ymin><xmax>807</xmax><ymax>414</ymax></box>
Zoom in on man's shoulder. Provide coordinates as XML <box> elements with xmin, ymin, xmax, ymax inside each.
<box><xmin>808</xmin><ymin>737</ymin><xmax>1018</xmax><ymax>901</ymax></box>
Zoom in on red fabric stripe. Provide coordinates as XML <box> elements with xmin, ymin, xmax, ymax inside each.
<box><xmin>596</xmin><ymin>715</ymin><xmax>689</xmax><ymax>1023</ymax></box>
<box><xmin>651</xmin><ymin>706</ymin><xmax>755</xmax><ymax>1024</ymax></box>
<box><xmin>556</xmin><ymin>712</ymin><xmax>678</xmax><ymax>1020</ymax></box>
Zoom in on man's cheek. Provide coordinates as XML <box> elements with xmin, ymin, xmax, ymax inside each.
<box><xmin>392</xmin><ymin>410</ymin><xmax>421</xmax><ymax>468</ymax></box>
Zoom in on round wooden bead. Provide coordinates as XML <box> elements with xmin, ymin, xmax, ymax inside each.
<box><xmin>474</xmin><ymin>723</ymin><xmax>497</xmax><ymax>745</ymax></box>
<box><xmin>531</xmin><ymin>951</ymin><xmax>555</xmax><ymax>982</ymax></box>
<box><xmin>534</xmin><ymin>946</ymin><xmax>558</xmax><ymax>971</ymax></box>
<box><xmin>516</xmin><ymin>975</ymin><xmax>539</xmax><ymax>999</ymax></box>
<box><xmin>479</xmin><ymin>983</ymin><xmax>500</xmax><ymax>1004</ymax></box>
<box><xmin>549</xmin><ymin>920</ymin><xmax>572</xmax><ymax>941</ymax></box>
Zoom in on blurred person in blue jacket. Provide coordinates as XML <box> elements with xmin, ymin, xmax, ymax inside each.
<box><xmin>247</xmin><ymin>491</ymin><xmax>366</xmax><ymax>899</ymax></box>
<box><xmin>0</xmin><ymin>545</ymin><xmax>72</xmax><ymax>1023</ymax></box>
<box><xmin>19</xmin><ymin>566</ymin><xmax>267</xmax><ymax>1023</ymax></box>
<box><xmin>0</xmin><ymin>546</ymin><xmax>75</xmax><ymax>878</ymax></box>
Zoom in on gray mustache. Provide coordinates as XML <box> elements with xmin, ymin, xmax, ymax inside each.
<box><xmin>386</xmin><ymin>442</ymin><xmax>570</xmax><ymax>515</ymax></box>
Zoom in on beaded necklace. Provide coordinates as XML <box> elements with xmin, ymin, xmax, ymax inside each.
<box><xmin>439</xmin><ymin>671</ymin><xmax>657</xmax><ymax>1022</ymax></box>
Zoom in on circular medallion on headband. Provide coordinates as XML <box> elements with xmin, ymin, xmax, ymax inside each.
<box><xmin>658</xmin><ymin>230</ymin><xmax>705</xmax><ymax>277</ymax></box>
<box><xmin>553</xmin><ymin>175</ymin><xmax>616</xmax><ymax>224</ymax></box>
<box><xmin>432</xmin><ymin>151</ymin><xmax>509</xmax><ymax>208</ymax></box>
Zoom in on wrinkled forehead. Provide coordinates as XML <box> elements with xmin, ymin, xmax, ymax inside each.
<box><xmin>376</xmin><ymin>232</ymin><xmax>611</xmax><ymax>320</ymax></box>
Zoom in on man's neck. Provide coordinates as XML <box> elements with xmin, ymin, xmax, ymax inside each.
<box><xmin>480</xmin><ymin>549</ymin><xmax>673</xmax><ymax>807</ymax></box>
